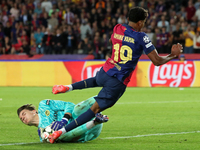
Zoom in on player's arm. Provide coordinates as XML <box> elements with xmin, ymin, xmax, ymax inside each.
<box><xmin>147</xmin><ymin>43</ymin><xmax>183</xmax><ymax>66</ymax></box>
<box><xmin>51</xmin><ymin>112</ymin><xmax>72</xmax><ymax>131</ymax></box>
<box><xmin>48</xmin><ymin>100</ymin><xmax>74</xmax><ymax>131</ymax></box>
<box><xmin>63</xmin><ymin>112</ymin><xmax>72</xmax><ymax>121</ymax></box>
<box><xmin>38</xmin><ymin>128</ymin><xmax>44</xmax><ymax>142</ymax></box>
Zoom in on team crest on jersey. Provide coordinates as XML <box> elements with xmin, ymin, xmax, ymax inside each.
<box><xmin>143</xmin><ymin>36</ymin><xmax>150</xmax><ymax>43</ymax></box>
<box><xmin>45</xmin><ymin>110</ymin><xmax>50</xmax><ymax>116</ymax></box>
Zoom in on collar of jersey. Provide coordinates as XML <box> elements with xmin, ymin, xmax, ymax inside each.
<box><xmin>122</xmin><ymin>23</ymin><xmax>136</xmax><ymax>31</ymax></box>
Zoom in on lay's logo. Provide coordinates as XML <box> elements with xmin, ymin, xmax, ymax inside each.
<box><xmin>149</xmin><ymin>61</ymin><xmax>195</xmax><ymax>87</ymax></box>
<box><xmin>82</xmin><ymin>64</ymin><xmax>103</xmax><ymax>80</ymax></box>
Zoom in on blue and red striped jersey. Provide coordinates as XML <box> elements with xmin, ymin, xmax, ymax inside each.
<box><xmin>103</xmin><ymin>24</ymin><xmax>155</xmax><ymax>85</ymax></box>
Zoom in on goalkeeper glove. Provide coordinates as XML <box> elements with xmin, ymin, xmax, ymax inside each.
<box><xmin>51</xmin><ymin>114</ymin><xmax>71</xmax><ymax>131</ymax></box>
<box><xmin>38</xmin><ymin>127</ymin><xmax>48</xmax><ymax>141</ymax></box>
<box><xmin>38</xmin><ymin>128</ymin><xmax>43</xmax><ymax>138</ymax></box>
<box><xmin>51</xmin><ymin>118</ymin><xmax>68</xmax><ymax>131</ymax></box>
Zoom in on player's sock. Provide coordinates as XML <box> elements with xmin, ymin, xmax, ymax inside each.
<box><xmin>86</xmin><ymin>120</ymin><xmax>95</xmax><ymax>129</ymax></box>
<box><xmin>65</xmin><ymin>108</ymin><xmax>95</xmax><ymax>132</ymax></box>
<box><xmin>72</xmin><ymin>77</ymin><xmax>98</xmax><ymax>90</ymax></box>
<box><xmin>59</xmin><ymin>128</ymin><xmax>67</xmax><ymax>136</ymax></box>
<box><xmin>64</xmin><ymin>84</ymin><xmax>73</xmax><ymax>91</ymax></box>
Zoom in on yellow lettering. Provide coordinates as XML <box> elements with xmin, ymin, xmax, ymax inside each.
<box><xmin>114</xmin><ymin>33</ymin><xmax>124</xmax><ymax>41</ymax></box>
<box><xmin>124</xmin><ymin>36</ymin><xmax>135</xmax><ymax>44</ymax></box>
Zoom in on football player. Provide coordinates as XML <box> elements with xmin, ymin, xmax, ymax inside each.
<box><xmin>49</xmin><ymin>7</ymin><xmax>183</xmax><ymax>143</ymax></box>
<box><xmin>17</xmin><ymin>96</ymin><xmax>108</xmax><ymax>143</ymax></box>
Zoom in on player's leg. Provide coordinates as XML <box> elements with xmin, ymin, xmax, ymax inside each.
<box><xmin>52</xmin><ymin>77</ymin><xmax>99</xmax><ymax>94</ymax></box>
<box><xmin>72</xmin><ymin>96</ymin><xmax>96</xmax><ymax>118</ymax></box>
<box><xmin>58</xmin><ymin>120</ymin><xmax>98</xmax><ymax>142</ymax></box>
<box><xmin>48</xmin><ymin>102</ymin><xmax>106</xmax><ymax>143</ymax></box>
<box><xmin>51</xmin><ymin>114</ymin><xmax>107</xmax><ymax>143</ymax></box>
<box><xmin>49</xmin><ymin>68</ymin><xmax>125</xmax><ymax>143</ymax></box>
<box><xmin>94</xmin><ymin>68</ymin><xmax>127</xmax><ymax>111</ymax></box>
<box><xmin>64</xmin><ymin>101</ymin><xmax>101</xmax><ymax>132</ymax></box>
<box><xmin>83</xmin><ymin>124</ymin><xmax>103</xmax><ymax>142</ymax></box>
<box><xmin>71</xmin><ymin>77</ymin><xmax>99</xmax><ymax>89</ymax></box>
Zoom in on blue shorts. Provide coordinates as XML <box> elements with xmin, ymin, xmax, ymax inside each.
<box><xmin>94</xmin><ymin>67</ymin><xmax>127</xmax><ymax>110</ymax></box>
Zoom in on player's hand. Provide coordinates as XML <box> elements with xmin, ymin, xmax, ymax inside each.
<box><xmin>38</xmin><ymin>128</ymin><xmax>43</xmax><ymax>138</ymax></box>
<box><xmin>38</xmin><ymin>127</ymin><xmax>45</xmax><ymax>139</ymax></box>
<box><xmin>171</xmin><ymin>43</ymin><xmax>183</xmax><ymax>57</ymax></box>
<box><xmin>51</xmin><ymin>119</ymin><xmax>68</xmax><ymax>131</ymax></box>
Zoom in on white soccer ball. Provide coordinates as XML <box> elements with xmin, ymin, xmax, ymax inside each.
<box><xmin>42</xmin><ymin>132</ymin><xmax>49</xmax><ymax>140</ymax></box>
<box><xmin>45</xmin><ymin>126</ymin><xmax>53</xmax><ymax>133</ymax></box>
<box><xmin>41</xmin><ymin>125</ymin><xmax>54</xmax><ymax>143</ymax></box>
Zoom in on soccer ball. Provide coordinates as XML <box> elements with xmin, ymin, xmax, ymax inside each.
<box><xmin>41</xmin><ymin>125</ymin><xmax>54</xmax><ymax>143</ymax></box>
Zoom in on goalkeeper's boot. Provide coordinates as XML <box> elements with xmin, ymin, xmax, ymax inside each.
<box><xmin>48</xmin><ymin>130</ymin><xmax>62</xmax><ymax>144</ymax></box>
<box><xmin>94</xmin><ymin>113</ymin><xmax>109</xmax><ymax>123</ymax></box>
<box><xmin>52</xmin><ymin>85</ymin><xmax>69</xmax><ymax>94</ymax></box>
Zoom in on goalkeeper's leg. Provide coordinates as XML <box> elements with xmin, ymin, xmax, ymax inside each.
<box><xmin>57</xmin><ymin>120</ymin><xmax>103</xmax><ymax>142</ymax></box>
<box><xmin>49</xmin><ymin>114</ymin><xmax>108</xmax><ymax>143</ymax></box>
<box><xmin>72</xmin><ymin>96</ymin><xmax>96</xmax><ymax>118</ymax></box>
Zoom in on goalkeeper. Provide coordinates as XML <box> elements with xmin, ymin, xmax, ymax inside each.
<box><xmin>17</xmin><ymin>96</ymin><xmax>108</xmax><ymax>143</ymax></box>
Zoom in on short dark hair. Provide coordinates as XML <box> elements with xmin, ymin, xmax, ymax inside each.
<box><xmin>128</xmin><ymin>7</ymin><xmax>148</xmax><ymax>23</ymax></box>
<box><xmin>17</xmin><ymin>104</ymin><xmax>35</xmax><ymax>116</ymax></box>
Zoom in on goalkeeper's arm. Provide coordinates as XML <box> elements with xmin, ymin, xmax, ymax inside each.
<box><xmin>37</xmin><ymin>127</ymin><xmax>45</xmax><ymax>142</ymax></box>
<box><xmin>51</xmin><ymin>113</ymin><xmax>72</xmax><ymax>131</ymax></box>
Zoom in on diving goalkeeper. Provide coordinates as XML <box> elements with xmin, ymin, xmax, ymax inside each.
<box><xmin>17</xmin><ymin>96</ymin><xmax>108</xmax><ymax>143</ymax></box>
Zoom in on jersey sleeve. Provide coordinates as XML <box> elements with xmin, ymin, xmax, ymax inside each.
<box><xmin>64</xmin><ymin>102</ymin><xmax>75</xmax><ymax>114</ymax></box>
<box><xmin>139</xmin><ymin>32</ymin><xmax>155</xmax><ymax>55</ymax></box>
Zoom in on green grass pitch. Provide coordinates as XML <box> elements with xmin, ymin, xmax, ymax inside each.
<box><xmin>0</xmin><ymin>87</ymin><xmax>200</xmax><ymax>150</ymax></box>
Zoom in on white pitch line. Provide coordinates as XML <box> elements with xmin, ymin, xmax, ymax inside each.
<box><xmin>0</xmin><ymin>131</ymin><xmax>199</xmax><ymax>146</ymax></box>
<box><xmin>101</xmin><ymin>131</ymin><xmax>200</xmax><ymax>139</ymax></box>
<box><xmin>117</xmin><ymin>100</ymin><xmax>200</xmax><ymax>104</ymax></box>
<box><xmin>0</xmin><ymin>142</ymin><xmax>40</xmax><ymax>146</ymax></box>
